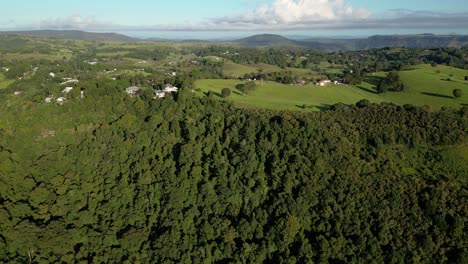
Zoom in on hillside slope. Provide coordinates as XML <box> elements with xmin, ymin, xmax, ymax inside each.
<box><xmin>0</xmin><ymin>30</ymin><xmax>137</xmax><ymax>42</ymax></box>
<box><xmin>235</xmin><ymin>34</ymin><xmax>468</xmax><ymax>51</ymax></box>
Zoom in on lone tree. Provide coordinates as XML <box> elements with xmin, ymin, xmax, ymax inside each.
<box><xmin>464</xmin><ymin>76</ymin><xmax>468</xmax><ymax>81</ymax></box>
<box><xmin>221</xmin><ymin>88</ymin><xmax>231</xmax><ymax>98</ymax></box>
<box><xmin>453</xmin><ymin>89</ymin><xmax>463</xmax><ymax>98</ymax></box>
<box><xmin>237</xmin><ymin>81</ymin><xmax>257</xmax><ymax>94</ymax></box>
<box><xmin>356</xmin><ymin>99</ymin><xmax>371</xmax><ymax>108</ymax></box>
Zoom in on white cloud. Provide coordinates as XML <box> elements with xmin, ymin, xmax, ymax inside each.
<box><xmin>39</xmin><ymin>14</ymin><xmax>104</xmax><ymax>30</ymax></box>
<box><xmin>230</xmin><ymin>0</ymin><xmax>370</xmax><ymax>24</ymax></box>
<box><xmin>1</xmin><ymin>3</ymin><xmax>467</xmax><ymax>33</ymax></box>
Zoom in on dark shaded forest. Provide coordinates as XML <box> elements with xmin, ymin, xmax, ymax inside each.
<box><xmin>0</xmin><ymin>91</ymin><xmax>467</xmax><ymax>263</ymax></box>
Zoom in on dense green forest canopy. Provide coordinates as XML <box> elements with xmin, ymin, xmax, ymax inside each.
<box><xmin>0</xmin><ymin>88</ymin><xmax>467</xmax><ymax>262</ymax></box>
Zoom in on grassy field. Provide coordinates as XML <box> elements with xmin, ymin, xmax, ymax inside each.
<box><xmin>0</xmin><ymin>73</ymin><xmax>14</xmax><ymax>89</ymax></box>
<box><xmin>357</xmin><ymin>64</ymin><xmax>468</xmax><ymax>110</ymax></box>
<box><xmin>222</xmin><ymin>61</ymin><xmax>257</xmax><ymax>77</ymax></box>
<box><xmin>222</xmin><ymin>61</ymin><xmax>318</xmax><ymax>78</ymax></box>
<box><xmin>195</xmin><ymin>64</ymin><xmax>468</xmax><ymax>111</ymax></box>
<box><xmin>0</xmin><ymin>53</ymin><xmax>63</xmax><ymax>61</ymax></box>
<box><xmin>195</xmin><ymin>79</ymin><xmax>378</xmax><ymax>111</ymax></box>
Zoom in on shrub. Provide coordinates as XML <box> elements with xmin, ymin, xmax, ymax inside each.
<box><xmin>453</xmin><ymin>89</ymin><xmax>463</xmax><ymax>98</ymax></box>
<box><xmin>221</xmin><ymin>88</ymin><xmax>231</xmax><ymax>98</ymax></box>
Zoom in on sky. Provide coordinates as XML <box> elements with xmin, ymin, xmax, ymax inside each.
<box><xmin>1</xmin><ymin>0</ymin><xmax>468</xmax><ymax>39</ymax></box>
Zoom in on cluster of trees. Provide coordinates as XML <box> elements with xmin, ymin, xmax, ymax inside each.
<box><xmin>122</xmin><ymin>47</ymin><xmax>176</xmax><ymax>61</ymax></box>
<box><xmin>242</xmin><ymin>71</ymin><xmax>299</xmax><ymax>84</ymax></box>
<box><xmin>377</xmin><ymin>71</ymin><xmax>408</xmax><ymax>93</ymax></box>
<box><xmin>194</xmin><ymin>46</ymin><xmax>294</xmax><ymax>68</ymax></box>
<box><xmin>342</xmin><ymin>69</ymin><xmax>366</xmax><ymax>85</ymax></box>
<box><xmin>236</xmin><ymin>81</ymin><xmax>257</xmax><ymax>94</ymax></box>
<box><xmin>0</xmin><ymin>86</ymin><xmax>467</xmax><ymax>262</ymax></box>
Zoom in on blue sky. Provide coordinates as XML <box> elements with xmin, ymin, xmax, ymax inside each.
<box><xmin>1</xmin><ymin>0</ymin><xmax>468</xmax><ymax>38</ymax></box>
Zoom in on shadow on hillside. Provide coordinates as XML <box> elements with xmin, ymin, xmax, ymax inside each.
<box><xmin>364</xmin><ymin>76</ymin><xmax>384</xmax><ymax>86</ymax></box>
<box><xmin>356</xmin><ymin>85</ymin><xmax>378</xmax><ymax>94</ymax></box>
<box><xmin>204</xmin><ymin>91</ymin><xmax>223</xmax><ymax>98</ymax></box>
<box><xmin>462</xmin><ymin>103</ymin><xmax>468</xmax><ymax>107</ymax></box>
<box><xmin>233</xmin><ymin>91</ymin><xmax>244</xmax><ymax>96</ymax></box>
<box><xmin>299</xmin><ymin>104</ymin><xmax>331</xmax><ymax>111</ymax></box>
<box><xmin>421</xmin><ymin>92</ymin><xmax>453</xmax><ymax>99</ymax></box>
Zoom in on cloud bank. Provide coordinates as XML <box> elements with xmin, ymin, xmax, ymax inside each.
<box><xmin>219</xmin><ymin>0</ymin><xmax>370</xmax><ymax>25</ymax></box>
<box><xmin>2</xmin><ymin>0</ymin><xmax>468</xmax><ymax>32</ymax></box>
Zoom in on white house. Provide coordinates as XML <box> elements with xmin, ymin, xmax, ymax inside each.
<box><xmin>80</xmin><ymin>90</ymin><xmax>85</xmax><ymax>99</ymax></box>
<box><xmin>126</xmin><ymin>86</ymin><xmax>141</xmax><ymax>96</ymax></box>
<box><xmin>164</xmin><ymin>84</ymin><xmax>179</xmax><ymax>93</ymax></box>
<box><xmin>49</xmin><ymin>72</ymin><xmax>56</xmax><ymax>78</ymax></box>
<box><xmin>56</xmin><ymin>97</ymin><xmax>66</xmax><ymax>105</ymax></box>
<box><xmin>45</xmin><ymin>96</ymin><xmax>53</xmax><ymax>103</ymax></box>
<box><xmin>171</xmin><ymin>72</ymin><xmax>177</xmax><ymax>76</ymax></box>
<box><xmin>60</xmin><ymin>79</ymin><xmax>79</xmax><ymax>85</ymax></box>
<box><xmin>154</xmin><ymin>90</ymin><xmax>166</xmax><ymax>99</ymax></box>
<box><xmin>14</xmin><ymin>91</ymin><xmax>22</xmax><ymax>95</ymax></box>
<box><xmin>62</xmin><ymin>87</ymin><xmax>74</xmax><ymax>93</ymax></box>
<box><xmin>153</xmin><ymin>84</ymin><xmax>179</xmax><ymax>99</ymax></box>
<box><xmin>318</xmin><ymin>80</ymin><xmax>332</xmax><ymax>87</ymax></box>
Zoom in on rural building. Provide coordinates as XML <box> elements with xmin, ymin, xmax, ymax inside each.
<box><xmin>164</xmin><ymin>84</ymin><xmax>179</xmax><ymax>93</ymax></box>
<box><xmin>318</xmin><ymin>80</ymin><xmax>332</xmax><ymax>86</ymax></box>
<box><xmin>41</xmin><ymin>130</ymin><xmax>56</xmax><ymax>137</ymax></box>
<box><xmin>49</xmin><ymin>72</ymin><xmax>56</xmax><ymax>78</ymax></box>
<box><xmin>56</xmin><ymin>97</ymin><xmax>66</xmax><ymax>105</ymax></box>
<box><xmin>60</xmin><ymin>79</ymin><xmax>79</xmax><ymax>85</ymax></box>
<box><xmin>62</xmin><ymin>87</ymin><xmax>74</xmax><ymax>93</ymax></box>
<box><xmin>126</xmin><ymin>86</ymin><xmax>142</xmax><ymax>96</ymax></box>
<box><xmin>154</xmin><ymin>84</ymin><xmax>179</xmax><ymax>99</ymax></box>
<box><xmin>295</xmin><ymin>80</ymin><xmax>306</xmax><ymax>86</ymax></box>
<box><xmin>154</xmin><ymin>90</ymin><xmax>166</xmax><ymax>99</ymax></box>
<box><xmin>45</xmin><ymin>96</ymin><xmax>53</xmax><ymax>103</ymax></box>
<box><xmin>14</xmin><ymin>91</ymin><xmax>22</xmax><ymax>95</ymax></box>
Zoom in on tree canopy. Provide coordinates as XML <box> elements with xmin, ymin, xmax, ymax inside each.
<box><xmin>0</xmin><ymin>91</ymin><xmax>466</xmax><ymax>263</ymax></box>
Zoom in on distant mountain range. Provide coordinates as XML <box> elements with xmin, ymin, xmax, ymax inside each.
<box><xmin>0</xmin><ymin>30</ymin><xmax>137</xmax><ymax>42</ymax></box>
<box><xmin>233</xmin><ymin>34</ymin><xmax>468</xmax><ymax>51</ymax></box>
<box><xmin>1</xmin><ymin>30</ymin><xmax>467</xmax><ymax>51</ymax></box>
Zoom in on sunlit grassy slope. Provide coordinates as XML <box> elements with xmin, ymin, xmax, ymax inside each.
<box><xmin>0</xmin><ymin>73</ymin><xmax>14</xmax><ymax>90</ymax></box>
<box><xmin>196</xmin><ymin>64</ymin><xmax>468</xmax><ymax>111</ymax></box>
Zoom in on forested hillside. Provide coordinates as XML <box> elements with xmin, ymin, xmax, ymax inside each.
<box><xmin>234</xmin><ymin>34</ymin><xmax>468</xmax><ymax>51</ymax></box>
<box><xmin>0</xmin><ymin>91</ymin><xmax>466</xmax><ymax>263</ymax></box>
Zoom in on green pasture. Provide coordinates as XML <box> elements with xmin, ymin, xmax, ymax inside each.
<box><xmin>357</xmin><ymin>64</ymin><xmax>468</xmax><ymax>109</ymax></box>
<box><xmin>195</xmin><ymin>64</ymin><xmax>468</xmax><ymax>112</ymax></box>
<box><xmin>0</xmin><ymin>73</ymin><xmax>14</xmax><ymax>89</ymax></box>
<box><xmin>195</xmin><ymin>79</ymin><xmax>375</xmax><ymax>111</ymax></box>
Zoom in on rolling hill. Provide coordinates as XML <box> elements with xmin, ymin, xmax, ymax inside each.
<box><xmin>0</xmin><ymin>30</ymin><xmax>138</xmax><ymax>42</ymax></box>
<box><xmin>234</xmin><ymin>34</ymin><xmax>301</xmax><ymax>47</ymax></box>
<box><xmin>233</xmin><ymin>34</ymin><xmax>468</xmax><ymax>51</ymax></box>
<box><xmin>2</xmin><ymin>30</ymin><xmax>467</xmax><ymax>51</ymax></box>
<box><xmin>195</xmin><ymin>64</ymin><xmax>468</xmax><ymax>111</ymax></box>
